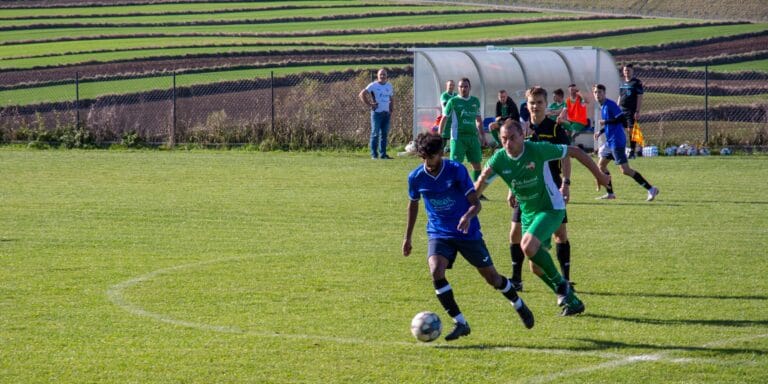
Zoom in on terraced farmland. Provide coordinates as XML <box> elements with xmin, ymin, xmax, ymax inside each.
<box><xmin>0</xmin><ymin>0</ymin><xmax>766</xmax><ymax>149</ymax></box>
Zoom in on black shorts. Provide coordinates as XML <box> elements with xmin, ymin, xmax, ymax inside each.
<box><xmin>427</xmin><ymin>238</ymin><xmax>493</xmax><ymax>269</ymax></box>
<box><xmin>512</xmin><ymin>204</ymin><xmax>567</xmax><ymax>224</ymax></box>
<box><xmin>622</xmin><ymin>108</ymin><xmax>636</xmax><ymax>130</ymax></box>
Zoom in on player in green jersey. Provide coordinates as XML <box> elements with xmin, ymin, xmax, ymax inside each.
<box><xmin>475</xmin><ymin>120</ymin><xmax>610</xmax><ymax>316</ymax></box>
<box><xmin>438</xmin><ymin>77</ymin><xmax>487</xmax><ymax>184</ymax></box>
<box><xmin>439</xmin><ymin>80</ymin><xmax>457</xmax><ymax>150</ymax></box>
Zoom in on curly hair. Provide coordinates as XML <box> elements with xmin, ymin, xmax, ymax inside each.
<box><xmin>415</xmin><ymin>133</ymin><xmax>444</xmax><ymax>158</ymax></box>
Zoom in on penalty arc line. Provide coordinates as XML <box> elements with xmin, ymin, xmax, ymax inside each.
<box><xmin>106</xmin><ymin>256</ymin><xmax>742</xmax><ymax>364</ymax></box>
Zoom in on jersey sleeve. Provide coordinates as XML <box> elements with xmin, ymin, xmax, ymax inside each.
<box><xmin>364</xmin><ymin>81</ymin><xmax>374</xmax><ymax>92</ymax></box>
<box><xmin>407</xmin><ymin>173</ymin><xmax>420</xmax><ymax>201</ymax></box>
<box><xmin>455</xmin><ymin>164</ymin><xmax>476</xmax><ymax>196</ymax></box>
<box><xmin>536</xmin><ymin>141</ymin><xmax>568</xmax><ymax>162</ymax></box>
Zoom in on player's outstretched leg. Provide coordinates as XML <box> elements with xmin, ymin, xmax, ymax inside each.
<box><xmin>434</xmin><ymin>278</ymin><xmax>471</xmax><ymax>340</ymax></box>
<box><xmin>496</xmin><ymin>277</ymin><xmax>534</xmax><ymax>329</ymax></box>
<box><xmin>556</xmin><ymin>280</ymin><xmax>585</xmax><ymax>316</ymax></box>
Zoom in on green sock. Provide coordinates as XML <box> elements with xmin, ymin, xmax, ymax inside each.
<box><xmin>535</xmin><ymin>272</ymin><xmax>558</xmax><ymax>293</ymax></box>
<box><xmin>490</xmin><ymin>129</ymin><xmax>500</xmax><ymax>146</ymax></box>
<box><xmin>529</xmin><ymin>247</ymin><xmax>565</xmax><ymax>288</ymax></box>
<box><xmin>471</xmin><ymin>169</ymin><xmax>480</xmax><ymax>182</ymax></box>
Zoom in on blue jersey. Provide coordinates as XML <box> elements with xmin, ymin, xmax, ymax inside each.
<box><xmin>600</xmin><ymin>98</ymin><xmax>626</xmax><ymax>149</ymax></box>
<box><xmin>407</xmin><ymin>159</ymin><xmax>481</xmax><ymax>240</ymax></box>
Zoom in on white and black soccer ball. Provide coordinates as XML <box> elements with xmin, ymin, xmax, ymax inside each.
<box><xmin>405</xmin><ymin>141</ymin><xmax>416</xmax><ymax>154</ymax></box>
<box><xmin>410</xmin><ymin>311</ymin><xmax>442</xmax><ymax>342</ymax></box>
<box><xmin>720</xmin><ymin>147</ymin><xmax>733</xmax><ymax>156</ymax></box>
<box><xmin>664</xmin><ymin>146</ymin><xmax>677</xmax><ymax>156</ymax></box>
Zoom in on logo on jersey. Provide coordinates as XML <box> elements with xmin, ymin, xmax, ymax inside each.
<box><xmin>526</xmin><ymin>162</ymin><xmax>536</xmax><ymax>170</ymax></box>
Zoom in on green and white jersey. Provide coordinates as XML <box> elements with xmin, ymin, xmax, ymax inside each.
<box><xmin>486</xmin><ymin>141</ymin><xmax>567</xmax><ymax>213</ymax></box>
<box><xmin>443</xmin><ymin>95</ymin><xmax>481</xmax><ymax>138</ymax></box>
<box><xmin>440</xmin><ymin>91</ymin><xmax>457</xmax><ymax>138</ymax></box>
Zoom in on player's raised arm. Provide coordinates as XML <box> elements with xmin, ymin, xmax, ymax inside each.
<box><xmin>567</xmin><ymin>146</ymin><xmax>610</xmax><ymax>189</ymax></box>
<box><xmin>473</xmin><ymin>166</ymin><xmax>495</xmax><ymax>197</ymax></box>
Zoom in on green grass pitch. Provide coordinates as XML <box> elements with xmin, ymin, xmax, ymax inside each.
<box><xmin>1</xmin><ymin>149</ymin><xmax>767</xmax><ymax>383</ymax></box>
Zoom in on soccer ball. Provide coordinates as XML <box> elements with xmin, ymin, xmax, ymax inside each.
<box><xmin>405</xmin><ymin>141</ymin><xmax>416</xmax><ymax>154</ymax></box>
<box><xmin>720</xmin><ymin>147</ymin><xmax>733</xmax><ymax>156</ymax></box>
<box><xmin>410</xmin><ymin>311</ymin><xmax>442</xmax><ymax>342</ymax></box>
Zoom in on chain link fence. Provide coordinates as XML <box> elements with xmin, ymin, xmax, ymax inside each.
<box><xmin>635</xmin><ymin>66</ymin><xmax>768</xmax><ymax>149</ymax></box>
<box><xmin>0</xmin><ymin>66</ymin><xmax>765</xmax><ymax>150</ymax></box>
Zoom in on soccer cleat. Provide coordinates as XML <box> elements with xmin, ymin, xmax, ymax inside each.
<box><xmin>380</xmin><ymin>154</ymin><xmax>393</xmax><ymax>160</ymax></box>
<box><xmin>510</xmin><ymin>280</ymin><xmax>524</xmax><ymax>292</ymax></box>
<box><xmin>479</xmin><ymin>194</ymin><xmax>489</xmax><ymax>201</ymax></box>
<box><xmin>560</xmin><ymin>300</ymin><xmax>585</xmax><ymax>316</ymax></box>
<box><xmin>646</xmin><ymin>186</ymin><xmax>659</xmax><ymax>202</ymax></box>
<box><xmin>596</xmin><ymin>193</ymin><xmax>616</xmax><ymax>200</ymax></box>
<box><xmin>515</xmin><ymin>300</ymin><xmax>535</xmax><ymax>329</ymax></box>
<box><xmin>444</xmin><ymin>321</ymin><xmax>471</xmax><ymax>341</ymax></box>
<box><xmin>555</xmin><ymin>281</ymin><xmax>572</xmax><ymax>307</ymax></box>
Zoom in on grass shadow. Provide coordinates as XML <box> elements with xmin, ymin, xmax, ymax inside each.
<box><xmin>580</xmin><ymin>290</ymin><xmax>768</xmax><ymax>301</ymax></box>
<box><xmin>582</xmin><ymin>312</ymin><xmax>768</xmax><ymax>328</ymax></box>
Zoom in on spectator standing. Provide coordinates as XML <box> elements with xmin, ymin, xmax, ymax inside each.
<box><xmin>358</xmin><ymin>68</ymin><xmax>394</xmax><ymax>159</ymax></box>
<box><xmin>619</xmin><ymin>64</ymin><xmax>644</xmax><ymax>158</ymax></box>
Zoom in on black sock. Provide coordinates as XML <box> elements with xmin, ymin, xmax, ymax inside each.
<box><xmin>604</xmin><ymin>171</ymin><xmax>614</xmax><ymax>194</ymax></box>
<box><xmin>556</xmin><ymin>241</ymin><xmax>571</xmax><ymax>281</ymax></box>
<box><xmin>496</xmin><ymin>277</ymin><xmax>520</xmax><ymax>302</ymax></box>
<box><xmin>510</xmin><ymin>243</ymin><xmax>524</xmax><ymax>282</ymax></box>
<box><xmin>434</xmin><ymin>279</ymin><xmax>461</xmax><ymax>318</ymax></box>
<box><xmin>630</xmin><ymin>141</ymin><xmax>637</xmax><ymax>153</ymax></box>
<box><xmin>632</xmin><ymin>171</ymin><xmax>652</xmax><ymax>189</ymax></box>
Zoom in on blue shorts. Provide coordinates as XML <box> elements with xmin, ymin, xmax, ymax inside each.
<box><xmin>427</xmin><ymin>238</ymin><xmax>493</xmax><ymax>269</ymax></box>
<box><xmin>599</xmin><ymin>144</ymin><xmax>628</xmax><ymax>165</ymax></box>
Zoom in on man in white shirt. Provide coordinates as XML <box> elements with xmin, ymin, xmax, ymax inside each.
<box><xmin>359</xmin><ymin>69</ymin><xmax>395</xmax><ymax>159</ymax></box>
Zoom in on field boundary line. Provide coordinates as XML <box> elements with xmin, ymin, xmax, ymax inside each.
<box><xmin>524</xmin><ymin>333</ymin><xmax>768</xmax><ymax>383</ymax></box>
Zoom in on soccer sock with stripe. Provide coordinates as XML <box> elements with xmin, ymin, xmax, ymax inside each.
<box><xmin>632</xmin><ymin>171</ymin><xmax>652</xmax><ymax>189</ymax></box>
<box><xmin>529</xmin><ymin>247</ymin><xmax>566</xmax><ymax>289</ymax></box>
<box><xmin>510</xmin><ymin>243</ymin><xmax>524</xmax><ymax>282</ymax></box>
<box><xmin>434</xmin><ymin>278</ymin><xmax>464</xmax><ymax>323</ymax></box>
<box><xmin>556</xmin><ymin>241</ymin><xmax>571</xmax><ymax>281</ymax></box>
<box><xmin>490</xmin><ymin>129</ymin><xmax>501</xmax><ymax>146</ymax></box>
<box><xmin>496</xmin><ymin>277</ymin><xmax>523</xmax><ymax>309</ymax></box>
<box><xmin>604</xmin><ymin>171</ymin><xmax>614</xmax><ymax>194</ymax></box>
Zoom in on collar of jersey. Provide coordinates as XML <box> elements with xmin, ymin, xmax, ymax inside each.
<box><xmin>506</xmin><ymin>145</ymin><xmax>526</xmax><ymax>161</ymax></box>
<box><xmin>422</xmin><ymin>159</ymin><xmax>445</xmax><ymax>180</ymax></box>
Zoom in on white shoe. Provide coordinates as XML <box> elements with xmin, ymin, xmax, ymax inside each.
<box><xmin>646</xmin><ymin>186</ymin><xmax>659</xmax><ymax>201</ymax></box>
<box><xmin>596</xmin><ymin>193</ymin><xmax>616</xmax><ymax>200</ymax></box>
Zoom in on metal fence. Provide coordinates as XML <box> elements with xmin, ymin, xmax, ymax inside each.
<box><xmin>0</xmin><ymin>66</ymin><xmax>765</xmax><ymax>150</ymax></box>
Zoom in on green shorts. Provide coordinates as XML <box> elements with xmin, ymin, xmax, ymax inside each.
<box><xmin>450</xmin><ymin>135</ymin><xmax>482</xmax><ymax>164</ymax></box>
<box><xmin>521</xmin><ymin>209</ymin><xmax>565</xmax><ymax>250</ymax></box>
<box><xmin>562</xmin><ymin>121</ymin><xmax>587</xmax><ymax>133</ymax></box>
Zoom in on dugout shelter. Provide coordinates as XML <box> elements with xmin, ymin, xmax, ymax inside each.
<box><xmin>412</xmin><ymin>47</ymin><xmax>621</xmax><ymax>150</ymax></box>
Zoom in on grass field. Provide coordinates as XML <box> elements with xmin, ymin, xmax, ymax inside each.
<box><xmin>1</xmin><ymin>149</ymin><xmax>767</xmax><ymax>383</ymax></box>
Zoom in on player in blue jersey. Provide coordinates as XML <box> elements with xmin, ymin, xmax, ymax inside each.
<box><xmin>402</xmin><ymin>133</ymin><xmax>534</xmax><ymax>341</ymax></box>
<box><xmin>592</xmin><ymin>84</ymin><xmax>659</xmax><ymax>201</ymax></box>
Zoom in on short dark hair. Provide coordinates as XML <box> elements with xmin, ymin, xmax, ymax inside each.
<box><xmin>553</xmin><ymin>88</ymin><xmax>564</xmax><ymax>97</ymax></box>
<box><xmin>415</xmin><ymin>133</ymin><xmax>444</xmax><ymax>158</ymax></box>
<box><xmin>460</xmin><ymin>77</ymin><xmax>471</xmax><ymax>86</ymax></box>
<box><xmin>593</xmin><ymin>83</ymin><xmax>606</xmax><ymax>92</ymax></box>
<box><xmin>526</xmin><ymin>86</ymin><xmax>547</xmax><ymax>100</ymax></box>
<box><xmin>623</xmin><ymin>64</ymin><xmax>634</xmax><ymax>69</ymax></box>
<box><xmin>568</xmin><ymin>83</ymin><xmax>577</xmax><ymax>88</ymax></box>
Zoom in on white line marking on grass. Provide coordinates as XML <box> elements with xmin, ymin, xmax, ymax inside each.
<box><xmin>524</xmin><ymin>333</ymin><xmax>768</xmax><ymax>384</ymax></box>
<box><xmin>108</xmin><ymin>258</ymin><xmax>626</xmax><ymax>357</ymax></box>
<box><xmin>106</xmin><ymin>257</ymin><xmax>754</xmax><ymax>366</ymax></box>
